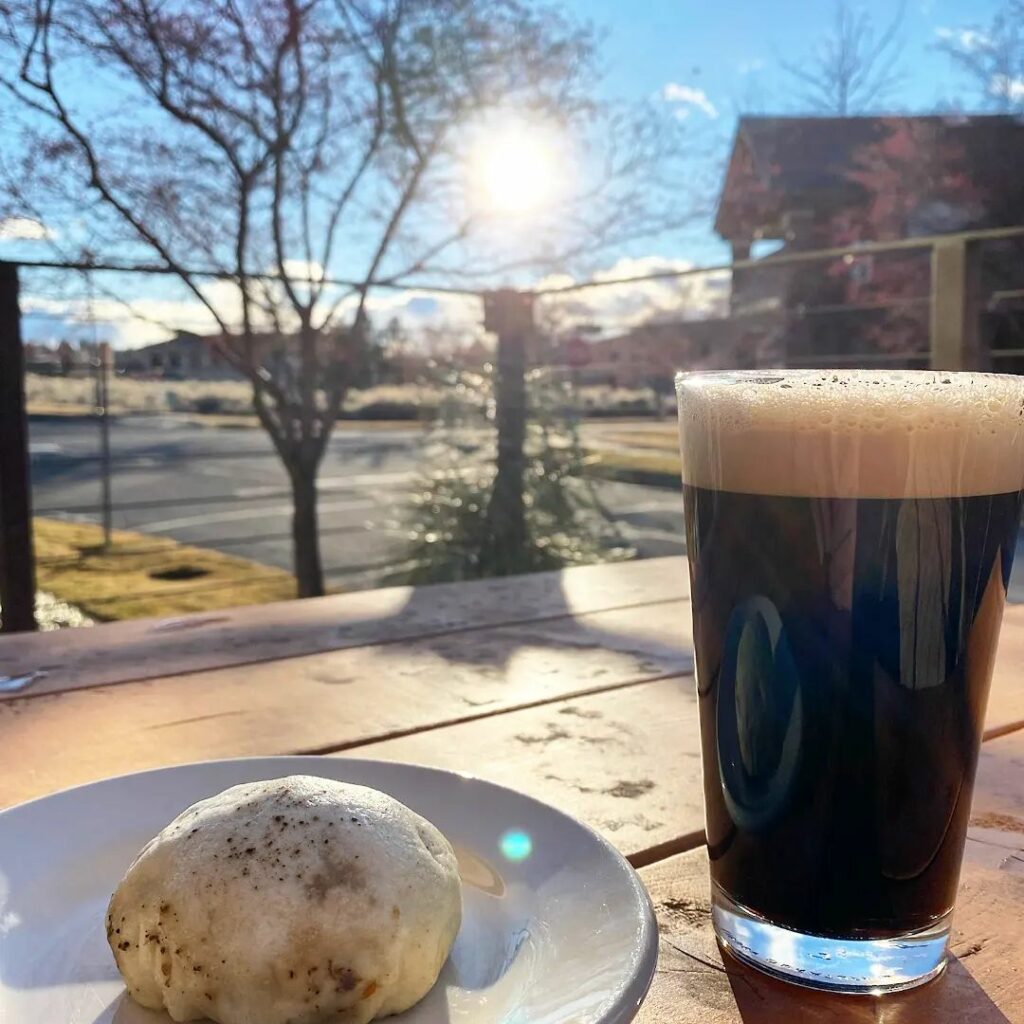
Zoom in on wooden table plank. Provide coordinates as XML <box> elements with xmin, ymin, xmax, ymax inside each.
<box><xmin>346</xmin><ymin>687</ymin><xmax>1024</xmax><ymax>871</ymax></box>
<box><xmin>985</xmin><ymin>606</ymin><xmax>1024</xmax><ymax>739</ymax></box>
<box><xmin>0</xmin><ymin>601</ymin><xmax>693</xmax><ymax>809</ymax></box>
<box><xmin>637</xmin><ymin>842</ymin><xmax>1024</xmax><ymax>1023</ymax></box>
<box><xmin>336</xmin><ymin>676</ymin><xmax>705</xmax><ymax>865</ymax></box>
<box><xmin>972</xmin><ymin>727</ymin><xmax>1024</xmax><ymax>867</ymax></box>
<box><xmin>0</xmin><ymin>557</ymin><xmax>690</xmax><ymax>699</ymax></box>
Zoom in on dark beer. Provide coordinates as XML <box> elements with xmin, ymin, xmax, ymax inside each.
<box><xmin>685</xmin><ymin>484</ymin><xmax>1021</xmax><ymax>936</ymax></box>
<box><xmin>678</xmin><ymin>370</ymin><xmax>1024</xmax><ymax>989</ymax></box>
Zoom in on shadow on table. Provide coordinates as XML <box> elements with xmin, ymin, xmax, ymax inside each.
<box><xmin>722</xmin><ymin>947</ymin><xmax>1010</xmax><ymax>1023</ymax></box>
<box><xmin>379</xmin><ymin>569</ymin><xmax>691</xmax><ymax>677</ymax></box>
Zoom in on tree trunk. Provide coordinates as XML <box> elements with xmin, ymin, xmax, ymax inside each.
<box><xmin>288</xmin><ymin>461</ymin><xmax>325</xmax><ymax>598</ymax></box>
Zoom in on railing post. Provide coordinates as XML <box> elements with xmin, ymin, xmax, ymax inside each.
<box><xmin>0</xmin><ymin>262</ymin><xmax>38</xmax><ymax>632</ymax></box>
<box><xmin>96</xmin><ymin>341</ymin><xmax>113</xmax><ymax>548</ymax></box>
<box><xmin>931</xmin><ymin>238</ymin><xmax>984</xmax><ymax>371</ymax></box>
<box><xmin>480</xmin><ymin>289</ymin><xmax>533</xmax><ymax>574</ymax></box>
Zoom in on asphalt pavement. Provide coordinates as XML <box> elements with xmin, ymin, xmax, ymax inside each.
<box><xmin>27</xmin><ymin>416</ymin><xmax>687</xmax><ymax>590</ymax></box>
<box><xmin>32</xmin><ymin>414</ymin><xmax>1024</xmax><ymax>603</ymax></box>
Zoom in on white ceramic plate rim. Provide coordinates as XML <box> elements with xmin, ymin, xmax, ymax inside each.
<box><xmin>0</xmin><ymin>756</ymin><xmax>660</xmax><ymax>1024</ymax></box>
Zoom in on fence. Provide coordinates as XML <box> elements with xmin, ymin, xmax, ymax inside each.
<box><xmin>2</xmin><ymin>224</ymin><xmax>1023</xmax><ymax>633</ymax></box>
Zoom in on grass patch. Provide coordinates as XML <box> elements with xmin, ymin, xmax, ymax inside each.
<box><xmin>25</xmin><ymin>374</ymin><xmax>444</xmax><ymax>420</ymax></box>
<box><xmin>181</xmin><ymin>414</ymin><xmax>428</xmax><ymax>432</ymax></box>
<box><xmin>33</xmin><ymin>518</ymin><xmax>296</xmax><ymax>621</ymax></box>
<box><xmin>592</xmin><ymin>427</ymin><xmax>680</xmax><ymax>452</ymax></box>
<box><xmin>25</xmin><ymin>402</ymin><xmax>98</xmax><ymax>418</ymax></box>
<box><xmin>584</xmin><ymin>449</ymin><xmax>681</xmax><ymax>488</ymax></box>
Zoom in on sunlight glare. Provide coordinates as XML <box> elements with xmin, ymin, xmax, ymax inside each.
<box><xmin>469</xmin><ymin>118</ymin><xmax>564</xmax><ymax>216</ymax></box>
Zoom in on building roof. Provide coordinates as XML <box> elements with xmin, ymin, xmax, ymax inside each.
<box><xmin>715</xmin><ymin>115</ymin><xmax>1024</xmax><ymax>243</ymax></box>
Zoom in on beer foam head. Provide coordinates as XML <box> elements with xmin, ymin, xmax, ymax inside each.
<box><xmin>676</xmin><ymin>370</ymin><xmax>1024</xmax><ymax>498</ymax></box>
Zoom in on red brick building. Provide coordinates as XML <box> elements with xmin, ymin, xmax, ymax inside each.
<box><xmin>715</xmin><ymin>115</ymin><xmax>1024</xmax><ymax>368</ymax></box>
<box><xmin>563</xmin><ymin>318</ymin><xmax>773</xmax><ymax>389</ymax></box>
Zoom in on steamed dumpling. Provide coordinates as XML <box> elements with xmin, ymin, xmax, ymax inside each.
<box><xmin>107</xmin><ymin>775</ymin><xmax>461</xmax><ymax>1024</ymax></box>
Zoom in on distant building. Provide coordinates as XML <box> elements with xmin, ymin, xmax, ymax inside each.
<box><xmin>23</xmin><ymin>339</ymin><xmax>103</xmax><ymax>376</ymax></box>
<box><xmin>561</xmin><ymin>318</ymin><xmax>771</xmax><ymax>389</ymax></box>
<box><xmin>23</xmin><ymin>342</ymin><xmax>62</xmax><ymax>375</ymax></box>
<box><xmin>117</xmin><ymin>326</ymin><xmax>438</xmax><ymax>383</ymax></box>
<box><xmin>716</xmin><ymin>115</ymin><xmax>1024</xmax><ymax>368</ymax></box>
<box><xmin>116</xmin><ymin>332</ymin><xmax>241</xmax><ymax>380</ymax></box>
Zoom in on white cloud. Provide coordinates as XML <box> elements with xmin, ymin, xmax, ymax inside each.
<box><xmin>537</xmin><ymin>256</ymin><xmax>730</xmax><ymax>334</ymax></box>
<box><xmin>0</xmin><ymin>217</ymin><xmax>53</xmax><ymax>241</ymax></box>
<box><xmin>661</xmin><ymin>83</ymin><xmax>719</xmax><ymax>120</ymax></box>
<box><xmin>21</xmin><ymin>281</ymin><xmax>482</xmax><ymax>351</ymax></box>
<box><xmin>21</xmin><ymin>293</ymin><xmax>221</xmax><ymax>348</ymax></box>
<box><xmin>352</xmin><ymin>288</ymin><xmax>481</xmax><ymax>341</ymax></box>
<box><xmin>21</xmin><ymin>256</ymin><xmax>732</xmax><ymax>353</ymax></box>
<box><xmin>737</xmin><ymin>58</ymin><xmax>766</xmax><ymax>75</ymax></box>
<box><xmin>935</xmin><ymin>26</ymin><xmax>991</xmax><ymax>51</ymax></box>
<box><xmin>990</xmin><ymin>74</ymin><xmax>1024</xmax><ymax>102</ymax></box>
<box><xmin>280</xmin><ymin>259</ymin><xmax>325</xmax><ymax>282</ymax></box>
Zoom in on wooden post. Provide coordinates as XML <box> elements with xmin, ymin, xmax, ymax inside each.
<box><xmin>0</xmin><ymin>262</ymin><xmax>37</xmax><ymax>632</ymax></box>
<box><xmin>729</xmin><ymin>239</ymin><xmax>751</xmax><ymax>320</ymax></box>
<box><xmin>480</xmin><ymin>289</ymin><xmax>534</xmax><ymax>575</ymax></box>
<box><xmin>96</xmin><ymin>341</ymin><xmax>113</xmax><ymax>548</ymax></box>
<box><xmin>931</xmin><ymin>238</ymin><xmax>984</xmax><ymax>371</ymax></box>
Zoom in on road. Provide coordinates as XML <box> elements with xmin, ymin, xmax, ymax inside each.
<box><xmin>27</xmin><ymin>416</ymin><xmax>686</xmax><ymax>591</ymax></box>
<box><xmin>32</xmin><ymin>415</ymin><xmax>1024</xmax><ymax>603</ymax></box>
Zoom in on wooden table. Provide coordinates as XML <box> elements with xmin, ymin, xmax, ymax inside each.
<box><xmin>2</xmin><ymin>556</ymin><xmax>1023</xmax><ymax>1022</ymax></box>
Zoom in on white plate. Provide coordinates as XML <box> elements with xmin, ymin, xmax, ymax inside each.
<box><xmin>0</xmin><ymin>757</ymin><xmax>658</xmax><ymax>1024</ymax></box>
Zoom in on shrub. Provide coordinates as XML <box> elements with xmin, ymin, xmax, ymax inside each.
<box><xmin>194</xmin><ymin>395</ymin><xmax>229</xmax><ymax>415</ymax></box>
<box><xmin>391</xmin><ymin>367</ymin><xmax>633</xmax><ymax>583</ymax></box>
<box><xmin>345</xmin><ymin>400</ymin><xmax>421</xmax><ymax>421</ymax></box>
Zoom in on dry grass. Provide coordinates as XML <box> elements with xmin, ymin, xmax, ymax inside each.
<box><xmin>576</xmin><ymin>385</ymin><xmax>661</xmax><ymax>413</ymax></box>
<box><xmin>591</xmin><ymin>427</ymin><xmax>680</xmax><ymax>452</ymax></box>
<box><xmin>24</xmin><ymin>401</ymin><xmax>99</xmax><ymax>417</ymax></box>
<box><xmin>26</xmin><ymin>374</ymin><xmax>254</xmax><ymax>414</ymax></box>
<box><xmin>34</xmin><ymin>518</ymin><xmax>296</xmax><ymax>621</ymax></box>
<box><xmin>25</xmin><ymin>374</ymin><xmax>444</xmax><ymax>419</ymax></box>
<box><xmin>585</xmin><ymin>449</ymin><xmax>681</xmax><ymax>481</ymax></box>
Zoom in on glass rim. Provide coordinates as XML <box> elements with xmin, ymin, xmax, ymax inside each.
<box><xmin>674</xmin><ymin>367</ymin><xmax>1022</xmax><ymax>392</ymax></box>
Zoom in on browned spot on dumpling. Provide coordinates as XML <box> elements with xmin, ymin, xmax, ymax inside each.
<box><xmin>305</xmin><ymin>858</ymin><xmax>365</xmax><ymax>902</ymax></box>
<box><xmin>329</xmin><ymin>964</ymin><xmax>358</xmax><ymax>992</ymax></box>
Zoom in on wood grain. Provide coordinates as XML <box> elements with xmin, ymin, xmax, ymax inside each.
<box><xmin>985</xmin><ymin>606</ymin><xmax>1024</xmax><ymax>739</ymax></box>
<box><xmin>971</xmin><ymin>726</ymin><xmax>1024</xmax><ymax>875</ymax></box>
<box><xmin>637</xmin><ymin>843</ymin><xmax>1024</xmax><ymax>1024</ymax></box>
<box><xmin>0</xmin><ymin>556</ymin><xmax>690</xmax><ymax>699</ymax></box>
<box><xmin>338</xmin><ymin>676</ymin><xmax>705</xmax><ymax>863</ymax></box>
<box><xmin>974</xmin><ymin>727</ymin><xmax>1024</xmax><ymax>825</ymax></box>
<box><xmin>0</xmin><ymin>601</ymin><xmax>693</xmax><ymax>809</ymax></box>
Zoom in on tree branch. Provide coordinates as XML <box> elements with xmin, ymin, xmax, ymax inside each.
<box><xmin>16</xmin><ymin>0</ymin><xmax>232</xmax><ymax>332</ymax></box>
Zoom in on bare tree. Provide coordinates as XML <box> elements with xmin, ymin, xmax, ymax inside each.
<box><xmin>1</xmin><ymin>0</ymin><xmax>695</xmax><ymax>597</ymax></box>
<box><xmin>936</xmin><ymin>2</ymin><xmax>1024</xmax><ymax>112</ymax></box>
<box><xmin>778</xmin><ymin>0</ymin><xmax>906</xmax><ymax>115</ymax></box>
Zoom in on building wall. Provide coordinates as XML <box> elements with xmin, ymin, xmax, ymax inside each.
<box><xmin>117</xmin><ymin>335</ymin><xmax>241</xmax><ymax>380</ymax></box>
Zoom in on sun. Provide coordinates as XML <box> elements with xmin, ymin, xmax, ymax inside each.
<box><xmin>468</xmin><ymin>117</ymin><xmax>565</xmax><ymax>216</ymax></box>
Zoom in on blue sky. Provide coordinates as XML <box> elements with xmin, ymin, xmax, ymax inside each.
<box><xmin>6</xmin><ymin>0</ymin><xmax>1013</xmax><ymax>346</ymax></box>
<box><xmin>562</xmin><ymin>0</ymin><xmax>1009</xmax><ymax>262</ymax></box>
<box><xmin>575</xmin><ymin>0</ymin><xmax>1003</xmax><ymax>112</ymax></box>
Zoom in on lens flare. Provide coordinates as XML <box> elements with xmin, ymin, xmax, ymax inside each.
<box><xmin>499</xmin><ymin>829</ymin><xmax>533</xmax><ymax>862</ymax></box>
